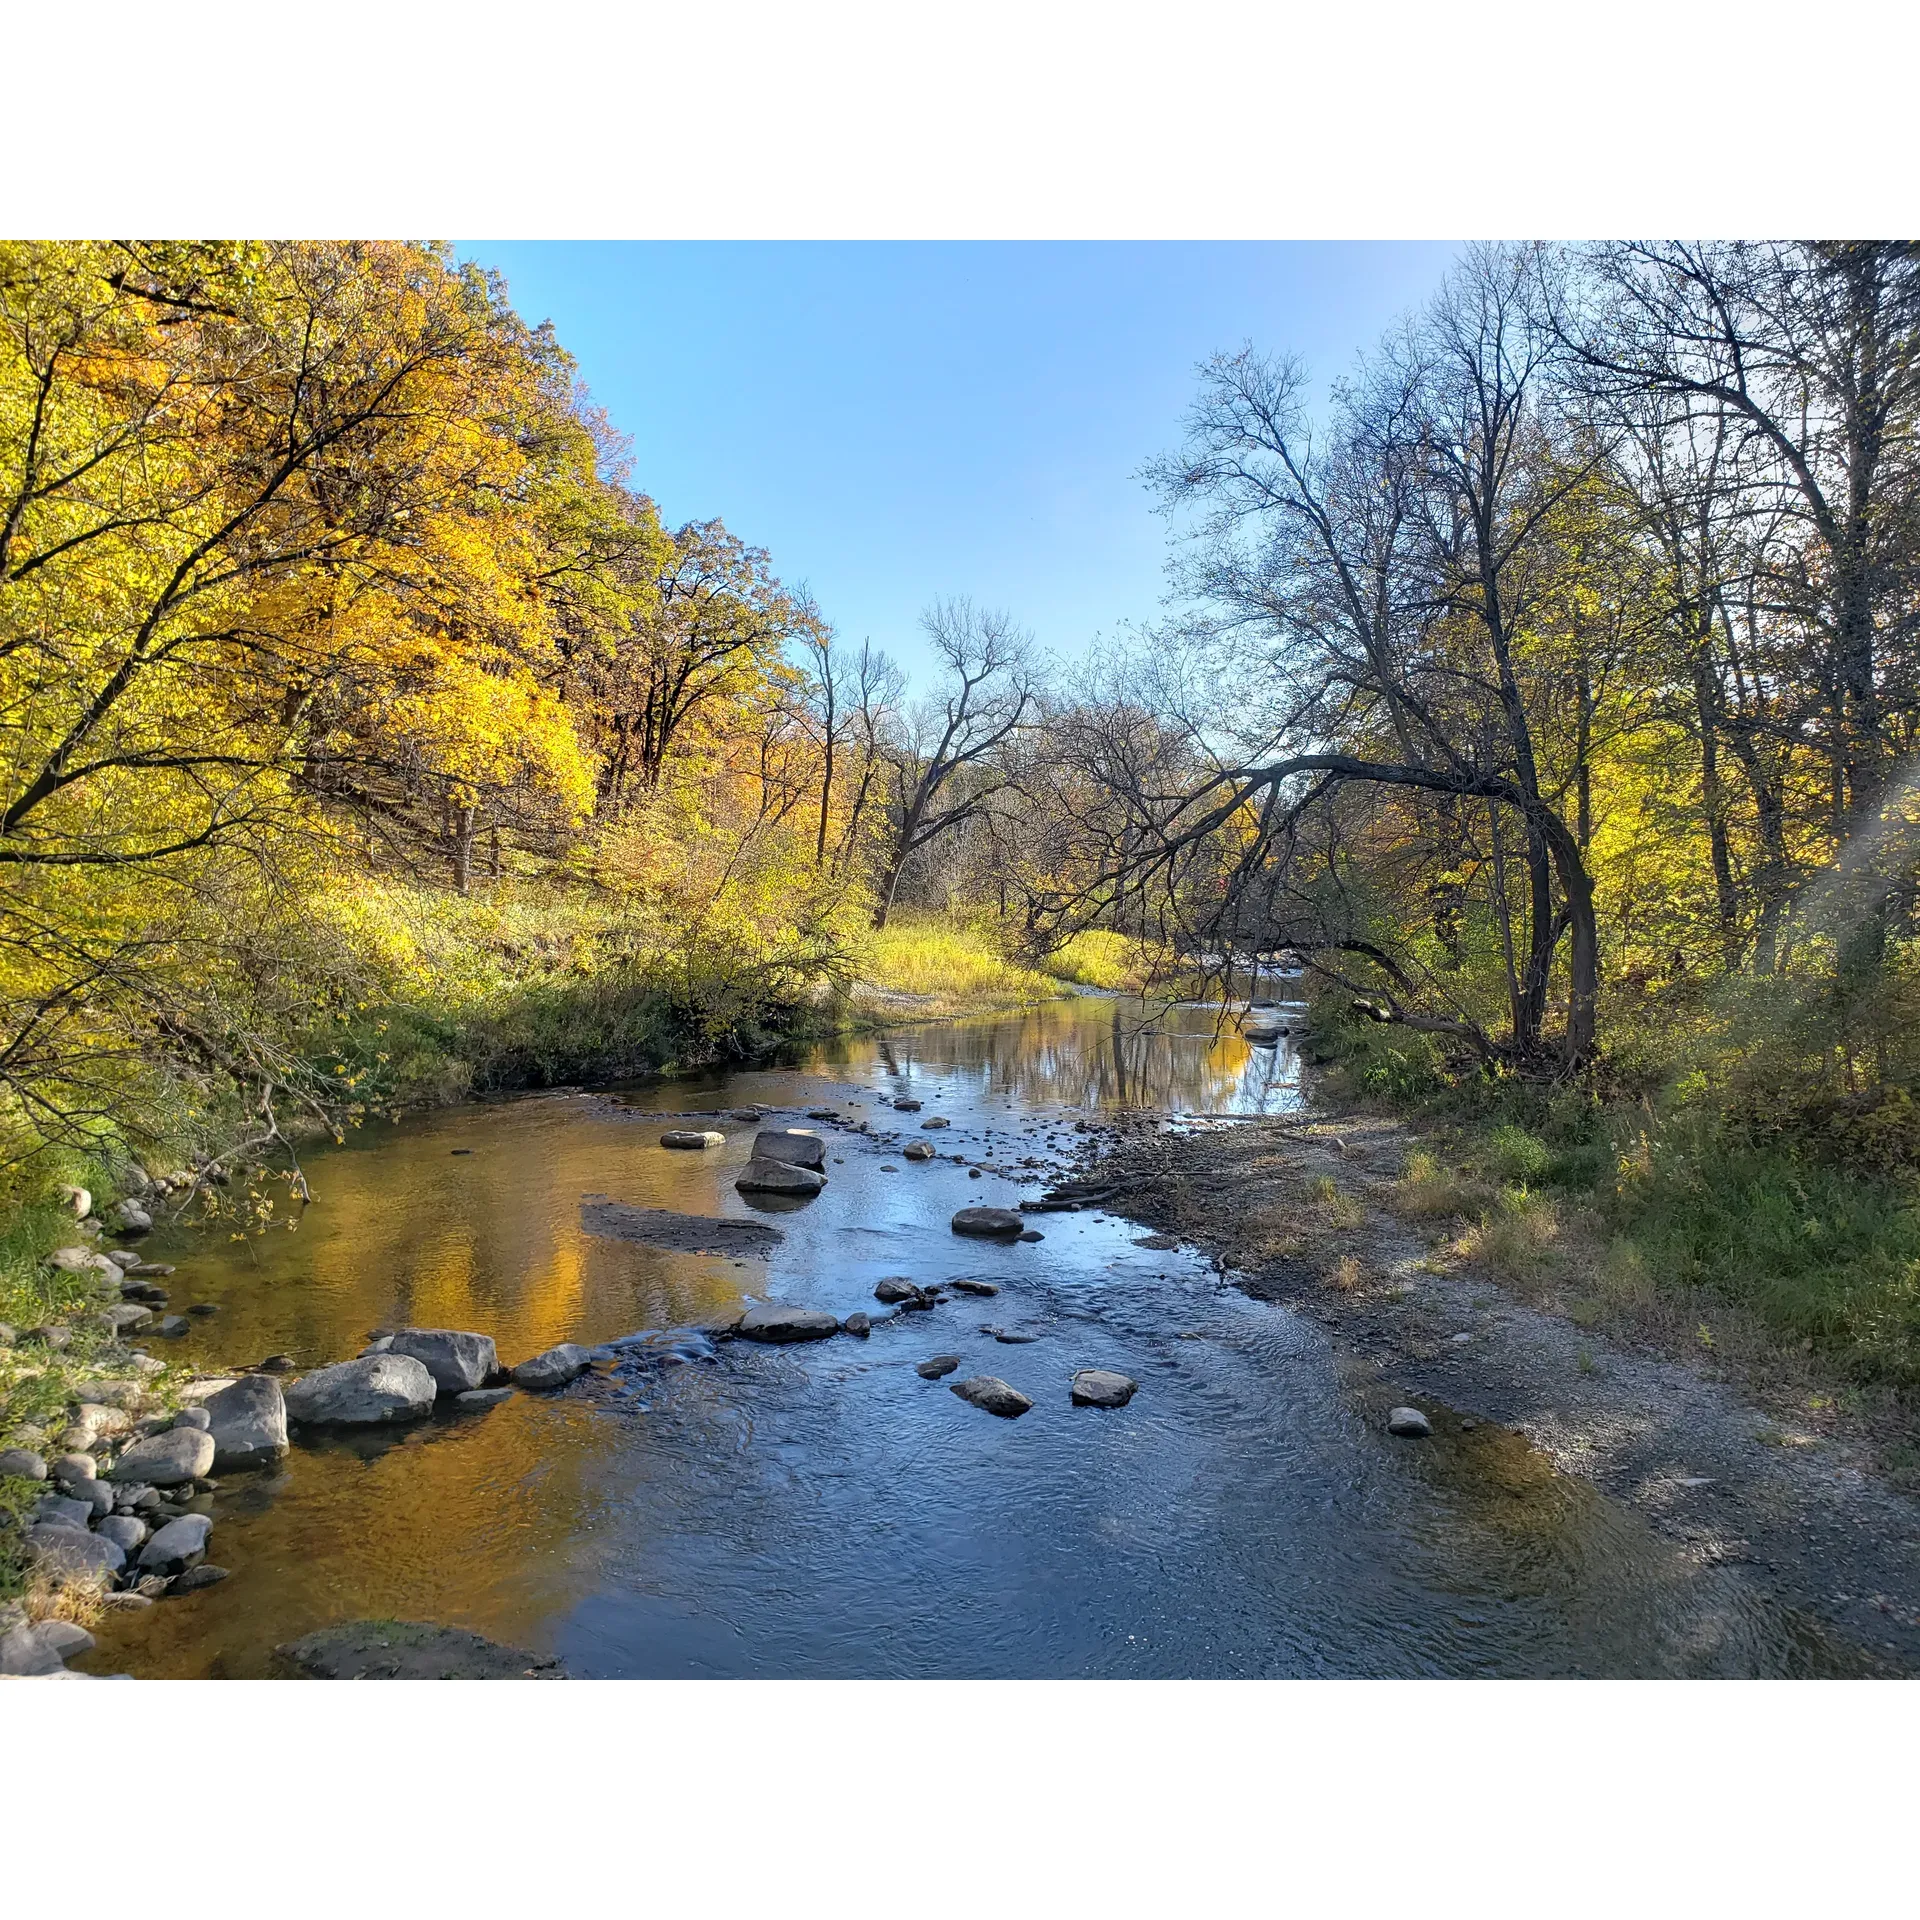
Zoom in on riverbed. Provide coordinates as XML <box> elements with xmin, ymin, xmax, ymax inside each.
<box><xmin>83</xmin><ymin>997</ymin><xmax>1870</xmax><ymax>1677</ymax></box>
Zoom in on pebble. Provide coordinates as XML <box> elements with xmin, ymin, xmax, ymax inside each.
<box><xmin>1387</xmin><ymin>1407</ymin><xmax>1432</xmax><ymax>1438</ymax></box>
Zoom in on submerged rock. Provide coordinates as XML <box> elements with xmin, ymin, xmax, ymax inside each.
<box><xmin>950</xmin><ymin>1375</ymin><xmax>1032</xmax><ymax>1418</ymax></box>
<box><xmin>108</xmin><ymin>1427</ymin><xmax>215</xmax><ymax>1487</ymax></box>
<box><xmin>660</xmin><ymin>1129</ymin><xmax>726</xmax><ymax>1150</ymax></box>
<box><xmin>749</xmin><ymin>1128</ymin><xmax>827</xmax><ymax>1172</ymax></box>
<box><xmin>388</xmin><ymin>1328</ymin><xmax>499</xmax><ymax>1396</ymax></box>
<box><xmin>512</xmin><ymin>1343</ymin><xmax>591</xmax><ymax>1391</ymax></box>
<box><xmin>735</xmin><ymin>1158</ymin><xmax>827</xmax><ymax>1197</ymax></box>
<box><xmin>1070</xmin><ymin>1369</ymin><xmax>1138</xmax><ymax>1409</ymax></box>
<box><xmin>951</xmin><ymin>1207</ymin><xmax>1024</xmax><ymax>1239</ymax></box>
<box><xmin>737</xmin><ymin>1305</ymin><xmax>841</xmax><ymax>1344</ymax></box>
<box><xmin>948</xmin><ymin>1279</ymin><xmax>999</xmax><ymax>1297</ymax></box>
<box><xmin>170</xmin><ymin>1565</ymin><xmax>230</xmax><ymax>1594</ymax></box>
<box><xmin>455</xmin><ymin>1388</ymin><xmax>514</xmax><ymax>1411</ymax></box>
<box><xmin>582</xmin><ymin>1199</ymin><xmax>783</xmax><ymax>1255</ymax></box>
<box><xmin>284</xmin><ymin>1354</ymin><xmax>436</xmax><ymax>1427</ymax></box>
<box><xmin>1387</xmin><ymin>1407</ymin><xmax>1432</xmax><ymax>1438</ymax></box>
<box><xmin>276</xmin><ymin>1621</ymin><xmax>565</xmax><ymax>1680</ymax></box>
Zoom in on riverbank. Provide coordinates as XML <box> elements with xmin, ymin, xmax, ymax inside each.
<box><xmin>1062</xmin><ymin>1098</ymin><xmax>1920</xmax><ymax>1672</ymax></box>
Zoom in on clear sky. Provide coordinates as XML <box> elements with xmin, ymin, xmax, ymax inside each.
<box><xmin>458</xmin><ymin>243</ymin><xmax>1460</xmax><ymax>682</ymax></box>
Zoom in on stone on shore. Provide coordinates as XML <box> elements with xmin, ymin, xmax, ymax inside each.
<box><xmin>95</xmin><ymin>1514</ymin><xmax>149</xmax><ymax>1555</ymax></box>
<box><xmin>170</xmin><ymin>1565</ymin><xmax>230</xmax><ymax>1594</ymax></box>
<box><xmin>736</xmin><ymin>1305</ymin><xmax>841</xmax><ymax>1343</ymax></box>
<box><xmin>735</xmin><ymin>1157</ymin><xmax>827</xmax><ymax>1197</ymax></box>
<box><xmin>660</xmin><ymin>1129</ymin><xmax>726</xmax><ymax>1149</ymax></box>
<box><xmin>951</xmin><ymin>1207</ymin><xmax>1024</xmax><ymax>1239</ymax></box>
<box><xmin>108</xmin><ymin>1427</ymin><xmax>215</xmax><ymax>1486</ymax></box>
<box><xmin>511</xmin><ymin>1343</ymin><xmax>591</xmax><ymax>1391</ymax></box>
<box><xmin>950</xmin><ymin>1375</ymin><xmax>1032</xmax><ymax>1418</ymax></box>
<box><xmin>49</xmin><ymin>1452</ymin><xmax>97</xmax><ymax>1484</ymax></box>
<box><xmin>276</xmin><ymin>1621</ymin><xmax>565</xmax><ymax>1680</ymax></box>
<box><xmin>1387</xmin><ymin>1407</ymin><xmax>1432</xmax><ymax>1438</ymax></box>
<box><xmin>1</xmin><ymin>1622</ymin><xmax>79</xmax><ymax>1676</ymax></box>
<box><xmin>68</xmin><ymin>1405</ymin><xmax>134</xmax><ymax>1445</ymax></box>
<box><xmin>26</xmin><ymin>1525</ymin><xmax>125</xmax><ymax>1581</ymax></box>
<box><xmin>284</xmin><ymin>1354</ymin><xmax>437</xmax><ymax>1427</ymax></box>
<box><xmin>33</xmin><ymin>1494</ymin><xmax>93</xmax><ymax>1531</ymax></box>
<box><xmin>173</xmin><ymin>1406</ymin><xmax>212</xmax><ymax>1431</ymax></box>
<box><xmin>202</xmin><ymin>1375</ymin><xmax>290</xmax><ymax>1470</ymax></box>
<box><xmin>750</xmin><ymin>1128</ymin><xmax>827</xmax><ymax>1172</ymax></box>
<box><xmin>139</xmin><ymin>1514</ymin><xmax>213</xmax><ymax>1575</ymax></box>
<box><xmin>1070</xmin><ymin>1369</ymin><xmax>1138</xmax><ymax>1409</ymax></box>
<box><xmin>916</xmin><ymin>1355</ymin><xmax>962</xmax><ymax>1379</ymax></box>
<box><xmin>0</xmin><ymin>1447</ymin><xmax>47</xmax><ymax>1480</ymax></box>
<box><xmin>388</xmin><ymin>1328</ymin><xmax>500</xmax><ymax>1395</ymax></box>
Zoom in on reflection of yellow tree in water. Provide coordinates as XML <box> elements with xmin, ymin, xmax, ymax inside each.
<box><xmin>867</xmin><ymin>997</ymin><xmax>1301</xmax><ymax>1114</ymax></box>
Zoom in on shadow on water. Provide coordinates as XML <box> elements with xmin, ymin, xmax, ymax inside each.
<box><xmin>84</xmin><ymin>995</ymin><xmax>1878</xmax><ymax>1678</ymax></box>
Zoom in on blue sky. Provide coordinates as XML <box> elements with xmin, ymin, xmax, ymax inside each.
<box><xmin>459</xmin><ymin>243</ymin><xmax>1460</xmax><ymax>683</ymax></box>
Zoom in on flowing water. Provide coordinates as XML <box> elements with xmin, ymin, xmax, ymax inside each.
<box><xmin>85</xmin><ymin>996</ymin><xmax>1866</xmax><ymax>1678</ymax></box>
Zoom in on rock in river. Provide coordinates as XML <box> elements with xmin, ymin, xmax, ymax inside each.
<box><xmin>139</xmin><ymin>1513</ymin><xmax>213</xmax><ymax>1575</ymax></box>
<box><xmin>512</xmin><ymin>1343</ymin><xmax>591</xmax><ymax>1391</ymax></box>
<box><xmin>750</xmin><ymin>1128</ymin><xmax>827</xmax><ymax>1172</ymax></box>
<box><xmin>902</xmin><ymin>1141</ymin><xmax>935</xmax><ymax>1161</ymax></box>
<box><xmin>661</xmin><ymin>1129</ymin><xmax>725</xmax><ymax>1150</ymax></box>
<box><xmin>1387</xmin><ymin>1406</ymin><xmax>1432</xmax><ymax>1438</ymax></box>
<box><xmin>455</xmin><ymin>1388</ymin><xmax>514</xmax><ymax>1411</ymax></box>
<box><xmin>873</xmin><ymin>1277</ymin><xmax>926</xmax><ymax>1305</ymax></box>
<box><xmin>284</xmin><ymin>1353</ymin><xmax>436</xmax><ymax>1427</ymax></box>
<box><xmin>950</xmin><ymin>1375</ymin><xmax>1032</xmax><ymax>1418</ymax></box>
<box><xmin>108</xmin><ymin>1426</ymin><xmax>215</xmax><ymax>1486</ymax></box>
<box><xmin>949</xmin><ymin>1279</ymin><xmax>999</xmax><ymax>1297</ymax></box>
<box><xmin>1070</xmin><ymin>1369</ymin><xmax>1138</xmax><ymax>1409</ymax></box>
<box><xmin>203</xmin><ymin>1375</ymin><xmax>290</xmax><ymax>1470</ymax></box>
<box><xmin>843</xmin><ymin>1312</ymin><xmax>871</xmax><ymax>1338</ymax></box>
<box><xmin>736</xmin><ymin>1305</ymin><xmax>841</xmax><ymax>1343</ymax></box>
<box><xmin>916</xmin><ymin>1354</ymin><xmax>962</xmax><ymax>1379</ymax></box>
<box><xmin>951</xmin><ymin>1207</ymin><xmax>1024</xmax><ymax>1239</ymax></box>
<box><xmin>735</xmin><ymin>1158</ymin><xmax>827</xmax><ymax>1197</ymax></box>
<box><xmin>388</xmin><ymin>1328</ymin><xmax>500</xmax><ymax>1395</ymax></box>
<box><xmin>276</xmin><ymin>1620</ymin><xmax>565</xmax><ymax>1680</ymax></box>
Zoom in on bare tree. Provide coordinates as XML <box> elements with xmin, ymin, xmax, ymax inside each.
<box><xmin>871</xmin><ymin>598</ymin><xmax>1036</xmax><ymax>929</ymax></box>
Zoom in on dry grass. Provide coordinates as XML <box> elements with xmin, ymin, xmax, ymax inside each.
<box><xmin>1389</xmin><ymin>1149</ymin><xmax>1493</xmax><ymax>1222</ymax></box>
<box><xmin>1326</xmin><ymin>1252</ymin><xmax>1366</xmax><ymax>1292</ymax></box>
<box><xmin>1454</xmin><ymin>1187</ymin><xmax>1562</xmax><ymax>1285</ymax></box>
<box><xmin>1306</xmin><ymin>1172</ymin><xmax>1367</xmax><ymax>1230</ymax></box>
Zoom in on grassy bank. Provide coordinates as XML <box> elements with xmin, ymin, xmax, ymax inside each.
<box><xmin>1307</xmin><ymin>1005</ymin><xmax>1920</xmax><ymax>1473</ymax></box>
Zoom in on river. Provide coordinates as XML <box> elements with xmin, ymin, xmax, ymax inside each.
<box><xmin>83</xmin><ymin>996</ymin><xmax>1864</xmax><ymax>1677</ymax></box>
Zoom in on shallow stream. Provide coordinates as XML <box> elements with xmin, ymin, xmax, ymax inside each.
<box><xmin>85</xmin><ymin>997</ymin><xmax>1863</xmax><ymax>1677</ymax></box>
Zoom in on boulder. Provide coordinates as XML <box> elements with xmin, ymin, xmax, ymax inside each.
<box><xmin>388</xmin><ymin>1328</ymin><xmax>500</xmax><ymax>1395</ymax></box>
<box><xmin>50</xmin><ymin>1244</ymin><xmax>112</xmax><ymax>1274</ymax></box>
<box><xmin>454</xmin><ymin>1388</ymin><xmax>514</xmax><ymax>1410</ymax></box>
<box><xmin>950</xmin><ymin>1375</ymin><xmax>1033</xmax><ymax>1418</ymax></box>
<box><xmin>102</xmin><ymin>1304</ymin><xmax>152</xmax><ymax>1333</ymax></box>
<box><xmin>57</xmin><ymin>1184</ymin><xmax>93</xmax><ymax>1218</ymax></box>
<box><xmin>892</xmin><ymin>1098</ymin><xmax>922</xmax><ymax>1112</ymax></box>
<box><xmin>749</xmin><ymin>1128</ymin><xmax>827</xmax><ymax>1172</ymax></box>
<box><xmin>735</xmin><ymin>1158</ymin><xmax>827</xmax><ymax>1197</ymax></box>
<box><xmin>33</xmin><ymin>1494</ymin><xmax>93</xmax><ymax>1531</ymax></box>
<box><xmin>915</xmin><ymin>1354</ymin><xmax>962</xmax><ymax>1379</ymax></box>
<box><xmin>38</xmin><ymin>1619</ymin><xmax>96</xmax><ymax>1661</ymax></box>
<box><xmin>920</xmin><ymin>1116</ymin><xmax>951</xmax><ymax>1130</ymax></box>
<box><xmin>139</xmin><ymin>1514</ymin><xmax>213</xmax><ymax>1575</ymax></box>
<box><xmin>1387</xmin><ymin>1406</ymin><xmax>1432</xmax><ymax>1438</ymax></box>
<box><xmin>202</xmin><ymin>1375</ymin><xmax>289</xmax><ymax>1470</ymax></box>
<box><xmin>660</xmin><ymin>1129</ymin><xmax>726</xmax><ymax>1150</ymax></box>
<box><xmin>105</xmin><ymin>1248</ymin><xmax>142</xmax><ymax>1270</ymax></box>
<box><xmin>0</xmin><ymin>1623</ymin><xmax>70</xmax><ymax>1676</ymax></box>
<box><xmin>902</xmin><ymin>1142</ymin><xmax>935</xmax><ymax>1161</ymax></box>
<box><xmin>112</xmin><ymin>1200</ymin><xmax>153</xmax><ymax>1233</ymax></box>
<box><xmin>736</xmin><ymin>1305</ymin><xmax>841</xmax><ymax>1344</ymax></box>
<box><xmin>1070</xmin><ymin>1369</ymin><xmax>1138</xmax><ymax>1409</ymax></box>
<box><xmin>511</xmin><ymin>1343</ymin><xmax>591</xmax><ymax>1391</ymax></box>
<box><xmin>951</xmin><ymin>1207</ymin><xmax>1024</xmax><ymax>1239</ymax></box>
<box><xmin>49</xmin><ymin>1452</ymin><xmax>97</xmax><ymax>1484</ymax></box>
<box><xmin>276</xmin><ymin>1621</ymin><xmax>564</xmax><ymax>1680</ymax></box>
<box><xmin>154</xmin><ymin>1315</ymin><xmax>190</xmax><ymax>1338</ymax></box>
<box><xmin>96</xmin><ymin>1514</ymin><xmax>149</xmax><ymax>1555</ymax></box>
<box><xmin>107</xmin><ymin>1427</ymin><xmax>215</xmax><ymax>1487</ymax></box>
<box><xmin>0</xmin><ymin>1447</ymin><xmax>47</xmax><ymax>1481</ymax></box>
<box><xmin>873</xmin><ymin>1277</ymin><xmax>925</xmax><ymax>1305</ymax></box>
<box><xmin>284</xmin><ymin>1354</ymin><xmax>436</xmax><ymax>1427</ymax></box>
<box><xmin>842</xmin><ymin>1311</ymin><xmax>871</xmax><ymax>1338</ymax></box>
<box><xmin>26</xmin><ymin>1525</ymin><xmax>125</xmax><ymax>1582</ymax></box>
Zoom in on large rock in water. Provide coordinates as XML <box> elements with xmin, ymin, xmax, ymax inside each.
<box><xmin>139</xmin><ymin>1513</ymin><xmax>213</xmax><ymax>1575</ymax></box>
<box><xmin>388</xmin><ymin>1328</ymin><xmax>499</xmax><ymax>1395</ymax></box>
<box><xmin>1070</xmin><ymin>1368</ymin><xmax>1138</xmax><ymax>1409</ymax></box>
<box><xmin>950</xmin><ymin>1207</ymin><xmax>1025</xmax><ymax>1239</ymax></box>
<box><xmin>750</xmin><ymin>1128</ymin><xmax>827</xmax><ymax>1172</ymax></box>
<box><xmin>660</xmin><ymin>1129</ymin><xmax>725</xmax><ymax>1150</ymax></box>
<box><xmin>284</xmin><ymin>1353</ymin><xmax>436</xmax><ymax>1426</ymax></box>
<box><xmin>202</xmin><ymin>1374</ymin><xmax>289</xmax><ymax>1471</ymax></box>
<box><xmin>950</xmin><ymin>1375</ymin><xmax>1033</xmax><ymax>1418</ymax></box>
<box><xmin>735</xmin><ymin>1158</ymin><xmax>827</xmax><ymax>1197</ymax></box>
<box><xmin>276</xmin><ymin>1621</ymin><xmax>565</xmax><ymax>1680</ymax></box>
<box><xmin>107</xmin><ymin>1426</ymin><xmax>214</xmax><ymax>1486</ymax></box>
<box><xmin>511</xmin><ymin>1343</ymin><xmax>591</xmax><ymax>1391</ymax></box>
<box><xmin>736</xmin><ymin>1305</ymin><xmax>841</xmax><ymax>1343</ymax></box>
